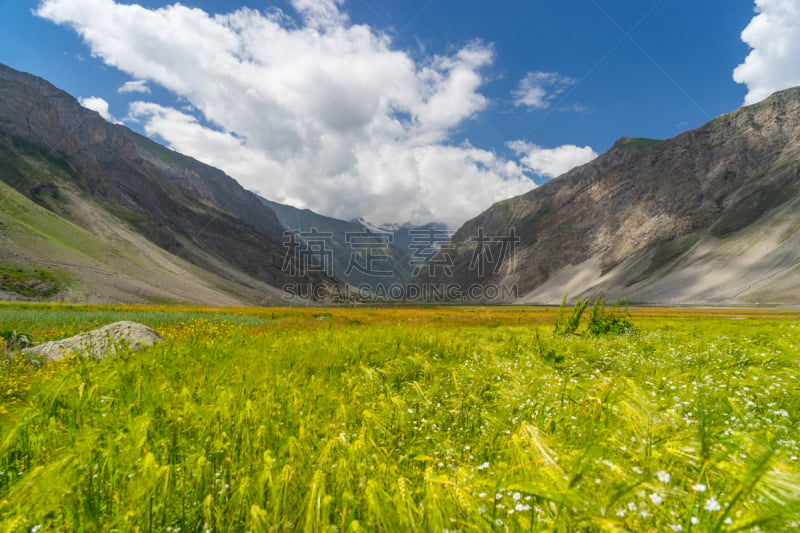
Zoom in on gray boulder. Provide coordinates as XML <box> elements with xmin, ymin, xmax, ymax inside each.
<box><xmin>28</xmin><ymin>321</ymin><xmax>164</xmax><ymax>361</ymax></box>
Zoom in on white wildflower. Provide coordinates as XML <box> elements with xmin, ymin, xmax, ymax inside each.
<box><xmin>705</xmin><ymin>497</ymin><xmax>721</xmax><ymax>512</ymax></box>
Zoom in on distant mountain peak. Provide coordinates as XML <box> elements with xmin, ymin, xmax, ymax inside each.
<box><xmin>355</xmin><ymin>217</ymin><xmax>450</xmax><ymax>234</ymax></box>
<box><xmin>355</xmin><ymin>217</ymin><xmax>400</xmax><ymax>234</ymax></box>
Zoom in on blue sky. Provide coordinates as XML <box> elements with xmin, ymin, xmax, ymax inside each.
<box><xmin>0</xmin><ymin>1</ymin><xmax>796</xmax><ymax>227</ymax></box>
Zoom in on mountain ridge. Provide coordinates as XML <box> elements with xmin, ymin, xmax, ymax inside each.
<box><xmin>261</xmin><ymin>197</ymin><xmax>449</xmax><ymax>292</ymax></box>
<box><xmin>425</xmin><ymin>87</ymin><xmax>800</xmax><ymax>305</ymax></box>
<box><xmin>0</xmin><ymin>62</ymin><xmax>329</xmax><ymax>304</ymax></box>
<box><xmin>4</xmin><ymin>61</ymin><xmax>800</xmax><ymax>306</ymax></box>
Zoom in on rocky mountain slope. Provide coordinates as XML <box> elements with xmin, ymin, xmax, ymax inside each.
<box><xmin>260</xmin><ymin>198</ymin><xmax>413</xmax><ymax>291</ymax></box>
<box><xmin>429</xmin><ymin>87</ymin><xmax>800</xmax><ymax>305</ymax></box>
<box><xmin>0</xmin><ymin>63</ymin><xmax>327</xmax><ymax>304</ymax></box>
<box><xmin>262</xmin><ymin>198</ymin><xmax>450</xmax><ymax>292</ymax></box>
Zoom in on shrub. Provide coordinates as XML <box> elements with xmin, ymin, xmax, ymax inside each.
<box><xmin>586</xmin><ymin>297</ymin><xmax>637</xmax><ymax>336</ymax></box>
<box><xmin>553</xmin><ymin>295</ymin><xmax>636</xmax><ymax>336</ymax></box>
<box><xmin>553</xmin><ymin>295</ymin><xmax>589</xmax><ymax>336</ymax></box>
<box><xmin>0</xmin><ymin>330</ymin><xmax>33</xmax><ymax>352</ymax></box>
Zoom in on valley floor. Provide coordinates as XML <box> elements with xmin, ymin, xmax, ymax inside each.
<box><xmin>1</xmin><ymin>304</ymin><xmax>799</xmax><ymax>531</ymax></box>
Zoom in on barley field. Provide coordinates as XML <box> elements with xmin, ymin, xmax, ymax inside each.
<box><xmin>1</xmin><ymin>303</ymin><xmax>799</xmax><ymax>532</ymax></box>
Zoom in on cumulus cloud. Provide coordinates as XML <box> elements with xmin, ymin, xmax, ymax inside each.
<box><xmin>291</xmin><ymin>0</ymin><xmax>346</xmax><ymax>28</ymax></box>
<box><xmin>36</xmin><ymin>0</ymin><xmax>595</xmax><ymax>227</ymax></box>
<box><xmin>513</xmin><ymin>71</ymin><xmax>577</xmax><ymax>109</ymax></box>
<box><xmin>118</xmin><ymin>79</ymin><xmax>151</xmax><ymax>94</ymax></box>
<box><xmin>508</xmin><ymin>141</ymin><xmax>598</xmax><ymax>178</ymax></box>
<box><xmin>79</xmin><ymin>95</ymin><xmax>112</xmax><ymax>120</ymax></box>
<box><xmin>734</xmin><ymin>0</ymin><xmax>800</xmax><ymax>105</ymax></box>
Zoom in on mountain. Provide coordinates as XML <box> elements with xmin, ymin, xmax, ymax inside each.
<box><xmin>261</xmin><ymin>199</ymin><xmax>433</xmax><ymax>293</ymax></box>
<box><xmin>0</xmin><ymin>63</ymin><xmax>330</xmax><ymax>304</ymax></box>
<box><xmin>424</xmin><ymin>87</ymin><xmax>800</xmax><ymax>305</ymax></box>
<box><xmin>355</xmin><ymin>218</ymin><xmax>451</xmax><ymax>261</ymax></box>
<box><xmin>261</xmin><ymin>199</ymin><xmax>455</xmax><ymax>297</ymax></box>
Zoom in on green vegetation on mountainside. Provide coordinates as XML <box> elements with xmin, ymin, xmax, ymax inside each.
<box><xmin>613</xmin><ymin>137</ymin><xmax>663</xmax><ymax>150</ymax></box>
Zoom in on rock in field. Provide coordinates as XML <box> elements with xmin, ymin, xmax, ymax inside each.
<box><xmin>28</xmin><ymin>321</ymin><xmax>163</xmax><ymax>361</ymax></box>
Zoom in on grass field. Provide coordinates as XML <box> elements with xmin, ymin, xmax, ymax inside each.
<box><xmin>1</xmin><ymin>303</ymin><xmax>799</xmax><ymax>532</ymax></box>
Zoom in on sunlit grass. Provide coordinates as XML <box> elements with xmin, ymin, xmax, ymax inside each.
<box><xmin>0</xmin><ymin>304</ymin><xmax>799</xmax><ymax>531</ymax></box>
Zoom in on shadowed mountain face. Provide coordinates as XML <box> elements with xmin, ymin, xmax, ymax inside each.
<box><xmin>0</xmin><ymin>63</ymin><xmax>329</xmax><ymax>304</ymax></box>
<box><xmin>424</xmin><ymin>88</ymin><xmax>800</xmax><ymax>305</ymax></box>
<box><xmin>259</xmin><ymin>198</ymin><xmax>411</xmax><ymax>291</ymax></box>
<box><xmin>260</xmin><ymin>197</ymin><xmax>451</xmax><ymax>296</ymax></box>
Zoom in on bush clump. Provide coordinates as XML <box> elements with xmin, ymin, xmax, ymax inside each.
<box><xmin>0</xmin><ymin>330</ymin><xmax>33</xmax><ymax>352</ymax></box>
<box><xmin>587</xmin><ymin>297</ymin><xmax>637</xmax><ymax>335</ymax></box>
<box><xmin>0</xmin><ymin>261</ymin><xmax>60</xmax><ymax>298</ymax></box>
<box><xmin>554</xmin><ymin>295</ymin><xmax>636</xmax><ymax>336</ymax></box>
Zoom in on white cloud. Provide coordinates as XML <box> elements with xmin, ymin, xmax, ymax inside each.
<box><xmin>290</xmin><ymin>0</ymin><xmax>346</xmax><ymax>29</ymax></box>
<box><xmin>37</xmin><ymin>0</ymin><xmax>597</xmax><ymax>227</ymax></box>
<box><xmin>513</xmin><ymin>71</ymin><xmax>576</xmax><ymax>109</ymax></box>
<box><xmin>79</xmin><ymin>95</ymin><xmax>112</xmax><ymax>120</ymax></box>
<box><xmin>508</xmin><ymin>141</ymin><xmax>598</xmax><ymax>178</ymax></box>
<box><xmin>118</xmin><ymin>79</ymin><xmax>151</xmax><ymax>94</ymax></box>
<box><xmin>734</xmin><ymin>0</ymin><xmax>800</xmax><ymax>105</ymax></box>
<box><xmin>128</xmin><ymin>101</ymin><xmax>281</xmax><ymax>181</ymax></box>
